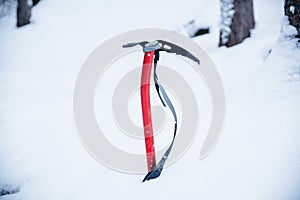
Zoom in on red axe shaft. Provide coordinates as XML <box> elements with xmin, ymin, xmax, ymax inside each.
<box><xmin>141</xmin><ymin>51</ymin><xmax>156</xmax><ymax>171</ymax></box>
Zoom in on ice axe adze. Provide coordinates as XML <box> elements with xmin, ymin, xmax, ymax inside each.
<box><xmin>122</xmin><ymin>40</ymin><xmax>200</xmax><ymax>182</ymax></box>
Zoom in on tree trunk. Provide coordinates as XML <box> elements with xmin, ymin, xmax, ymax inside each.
<box><xmin>16</xmin><ymin>0</ymin><xmax>31</xmax><ymax>27</ymax></box>
<box><xmin>284</xmin><ymin>0</ymin><xmax>300</xmax><ymax>38</ymax></box>
<box><xmin>219</xmin><ymin>0</ymin><xmax>255</xmax><ymax>47</ymax></box>
<box><xmin>32</xmin><ymin>0</ymin><xmax>40</xmax><ymax>7</ymax></box>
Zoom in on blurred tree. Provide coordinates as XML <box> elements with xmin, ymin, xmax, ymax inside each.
<box><xmin>16</xmin><ymin>0</ymin><xmax>31</xmax><ymax>27</ymax></box>
<box><xmin>219</xmin><ymin>0</ymin><xmax>255</xmax><ymax>47</ymax></box>
<box><xmin>0</xmin><ymin>0</ymin><xmax>16</xmax><ymax>18</ymax></box>
<box><xmin>32</xmin><ymin>0</ymin><xmax>40</xmax><ymax>7</ymax></box>
<box><xmin>284</xmin><ymin>0</ymin><xmax>300</xmax><ymax>39</ymax></box>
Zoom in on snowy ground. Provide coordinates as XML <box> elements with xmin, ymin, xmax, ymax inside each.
<box><xmin>1</xmin><ymin>0</ymin><xmax>300</xmax><ymax>199</ymax></box>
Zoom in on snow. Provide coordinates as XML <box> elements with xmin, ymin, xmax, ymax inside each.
<box><xmin>181</xmin><ymin>19</ymin><xmax>210</xmax><ymax>37</ymax></box>
<box><xmin>0</xmin><ymin>0</ymin><xmax>16</xmax><ymax>18</ymax></box>
<box><xmin>183</xmin><ymin>20</ymin><xmax>199</xmax><ymax>37</ymax></box>
<box><xmin>281</xmin><ymin>16</ymin><xmax>298</xmax><ymax>38</ymax></box>
<box><xmin>219</xmin><ymin>0</ymin><xmax>235</xmax><ymax>44</ymax></box>
<box><xmin>1</xmin><ymin>0</ymin><xmax>300</xmax><ymax>200</ymax></box>
<box><xmin>290</xmin><ymin>5</ymin><xmax>295</xmax><ymax>14</ymax></box>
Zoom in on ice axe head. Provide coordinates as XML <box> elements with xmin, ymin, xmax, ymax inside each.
<box><xmin>122</xmin><ymin>40</ymin><xmax>200</xmax><ymax>64</ymax></box>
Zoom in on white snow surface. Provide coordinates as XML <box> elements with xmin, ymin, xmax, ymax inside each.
<box><xmin>1</xmin><ymin>0</ymin><xmax>300</xmax><ymax>200</ymax></box>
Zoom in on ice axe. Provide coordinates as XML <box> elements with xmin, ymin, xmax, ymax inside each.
<box><xmin>122</xmin><ymin>40</ymin><xmax>200</xmax><ymax>182</ymax></box>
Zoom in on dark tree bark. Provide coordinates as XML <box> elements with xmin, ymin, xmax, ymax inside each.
<box><xmin>284</xmin><ymin>0</ymin><xmax>300</xmax><ymax>38</ymax></box>
<box><xmin>219</xmin><ymin>0</ymin><xmax>255</xmax><ymax>47</ymax></box>
<box><xmin>32</xmin><ymin>0</ymin><xmax>40</xmax><ymax>7</ymax></box>
<box><xmin>16</xmin><ymin>0</ymin><xmax>31</xmax><ymax>27</ymax></box>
